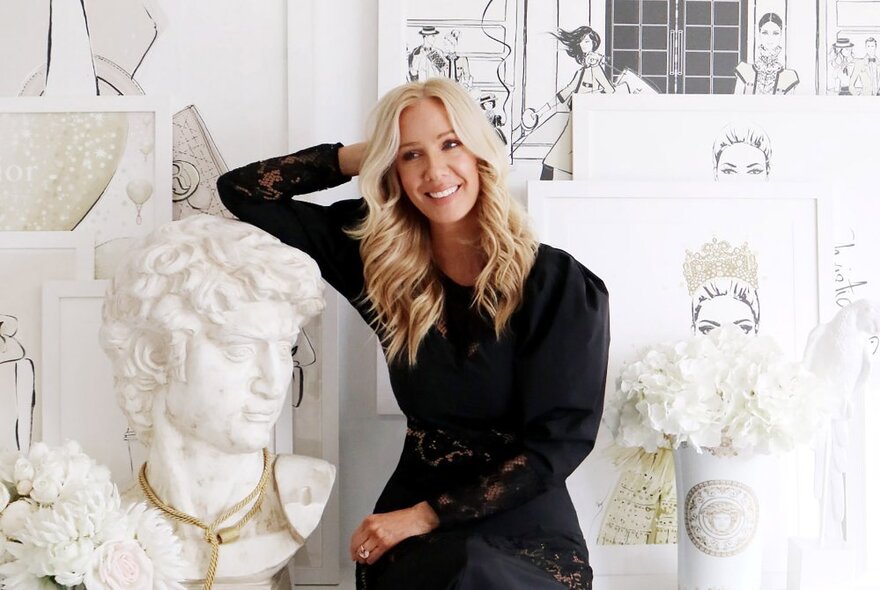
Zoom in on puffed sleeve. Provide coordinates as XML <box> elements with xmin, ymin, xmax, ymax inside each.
<box><xmin>217</xmin><ymin>143</ymin><xmax>366</xmax><ymax>303</ymax></box>
<box><xmin>428</xmin><ymin>248</ymin><xmax>611</xmax><ymax>526</ymax></box>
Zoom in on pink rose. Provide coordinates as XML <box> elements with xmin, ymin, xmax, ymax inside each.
<box><xmin>84</xmin><ymin>540</ymin><xmax>153</xmax><ymax>590</ymax></box>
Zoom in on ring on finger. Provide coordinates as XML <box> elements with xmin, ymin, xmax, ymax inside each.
<box><xmin>358</xmin><ymin>544</ymin><xmax>370</xmax><ymax>559</ymax></box>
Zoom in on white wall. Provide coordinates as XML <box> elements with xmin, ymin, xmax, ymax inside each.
<box><xmin>288</xmin><ymin>0</ymin><xmax>407</xmax><ymax>572</ymax></box>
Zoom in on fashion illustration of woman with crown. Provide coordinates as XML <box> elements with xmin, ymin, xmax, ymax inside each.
<box><xmin>598</xmin><ymin>238</ymin><xmax>761</xmax><ymax>546</ymax></box>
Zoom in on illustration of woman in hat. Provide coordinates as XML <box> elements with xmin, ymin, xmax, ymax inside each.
<box><xmin>828</xmin><ymin>36</ymin><xmax>856</xmax><ymax>95</ymax></box>
<box><xmin>407</xmin><ymin>26</ymin><xmax>448</xmax><ymax>82</ymax></box>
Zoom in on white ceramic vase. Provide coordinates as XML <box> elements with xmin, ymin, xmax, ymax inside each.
<box><xmin>674</xmin><ymin>442</ymin><xmax>770</xmax><ymax>590</ymax></box>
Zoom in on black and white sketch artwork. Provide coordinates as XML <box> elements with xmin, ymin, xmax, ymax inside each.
<box><xmin>0</xmin><ymin>315</ymin><xmax>35</xmax><ymax>452</ymax></box>
<box><xmin>823</xmin><ymin>0</ymin><xmax>880</xmax><ymax>95</ymax></box>
<box><xmin>171</xmin><ymin>105</ymin><xmax>232</xmax><ymax>220</ymax></box>
<box><xmin>712</xmin><ymin>123</ymin><xmax>773</xmax><ymax>181</ymax></box>
<box><xmin>734</xmin><ymin>12</ymin><xmax>799</xmax><ymax>95</ymax></box>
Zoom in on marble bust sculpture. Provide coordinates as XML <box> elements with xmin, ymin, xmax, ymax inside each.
<box><xmin>100</xmin><ymin>214</ymin><xmax>335</xmax><ymax>590</ymax></box>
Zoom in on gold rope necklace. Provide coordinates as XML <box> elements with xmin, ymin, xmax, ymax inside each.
<box><xmin>138</xmin><ymin>448</ymin><xmax>272</xmax><ymax>590</ymax></box>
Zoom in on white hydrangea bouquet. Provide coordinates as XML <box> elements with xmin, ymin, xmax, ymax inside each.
<box><xmin>0</xmin><ymin>441</ymin><xmax>184</xmax><ymax>590</ymax></box>
<box><xmin>604</xmin><ymin>324</ymin><xmax>832</xmax><ymax>455</ymax></box>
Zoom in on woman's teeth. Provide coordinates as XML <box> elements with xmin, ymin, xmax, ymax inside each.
<box><xmin>428</xmin><ymin>185</ymin><xmax>459</xmax><ymax>199</ymax></box>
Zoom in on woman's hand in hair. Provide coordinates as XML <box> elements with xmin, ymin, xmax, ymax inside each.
<box><xmin>338</xmin><ymin>142</ymin><xmax>367</xmax><ymax>177</ymax></box>
<box><xmin>349</xmin><ymin>501</ymin><xmax>439</xmax><ymax>565</ymax></box>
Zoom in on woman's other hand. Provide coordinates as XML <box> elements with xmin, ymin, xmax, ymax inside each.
<box><xmin>349</xmin><ymin>501</ymin><xmax>439</xmax><ymax>565</ymax></box>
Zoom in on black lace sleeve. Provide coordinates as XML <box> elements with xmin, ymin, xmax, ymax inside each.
<box><xmin>427</xmin><ymin>248</ymin><xmax>611</xmax><ymax>527</ymax></box>
<box><xmin>216</xmin><ymin>143</ymin><xmax>366</xmax><ymax>302</ymax></box>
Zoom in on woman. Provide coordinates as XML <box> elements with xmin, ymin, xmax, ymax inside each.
<box><xmin>712</xmin><ymin>123</ymin><xmax>772</xmax><ymax>181</ymax></box>
<box><xmin>734</xmin><ymin>13</ymin><xmax>799</xmax><ymax>95</ymax></box>
<box><xmin>541</xmin><ymin>26</ymin><xmax>615</xmax><ymax>180</ymax></box>
<box><xmin>217</xmin><ymin>78</ymin><xmax>610</xmax><ymax>589</ymax></box>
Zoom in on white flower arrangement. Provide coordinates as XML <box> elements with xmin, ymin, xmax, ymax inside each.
<box><xmin>604</xmin><ymin>325</ymin><xmax>833</xmax><ymax>455</ymax></box>
<box><xmin>0</xmin><ymin>441</ymin><xmax>184</xmax><ymax>590</ymax></box>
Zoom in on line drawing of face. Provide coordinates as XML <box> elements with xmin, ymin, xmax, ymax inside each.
<box><xmin>715</xmin><ymin>143</ymin><xmax>768</xmax><ymax>180</ymax></box>
<box><xmin>867</xmin><ymin>39</ymin><xmax>878</xmax><ymax>58</ymax></box>
<box><xmin>712</xmin><ymin>124</ymin><xmax>772</xmax><ymax>181</ymax></box>
<box><xmin>691</xmin><ymin>278</ymin><xmax>760</xmax><ymax>336</ymax></box>
<box><xmin>163</xmin><ymin>301</ymin><xmax>300</xmax><ymax>454</ymax></box>
<box><xmin>396</xmin><ymin>97</ymin><xmax>481</xmax><ymax>233</ymax></box>
<box><xmin>758</xmin><ymin>16</ymin><xmax>783</xmax><ymax>59</ymax></box>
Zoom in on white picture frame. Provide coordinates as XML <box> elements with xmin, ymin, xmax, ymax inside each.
<box><xmin>0</xmin><ymin>232</ymin><xmax>94</xmax><ymax>453</ymax></box>
<box><xmin>527</xmin><ymin>180</ymin><xmax>831</xmax><ymax>586</ymax></box>
<box><xmin>40</xmin><ymin>280</ymin><xmax>144</xmax><ymax>488</ymax></box>
<box><xmin>569</xmin><ymin>94</ymin><xmax>879</xmax><ymax>309</ymax></box>
<box><xmin>0</xmin><ymin>97</ymin><xmax>172</xmax><ymax>279</ymax></box>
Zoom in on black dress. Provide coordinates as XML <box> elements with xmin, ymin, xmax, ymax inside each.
<box><xmin>216</xmin><ymin>143</ymin><xmax>611</xmax><ymax>590</ymax></box>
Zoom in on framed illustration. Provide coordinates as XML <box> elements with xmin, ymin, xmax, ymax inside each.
<box><xmin>527</xmin><ymin>180</ymin><xmax>831</xmax><ymax>583</ymax></box>
<box><xmin>0</xmin><ymin>232</ymin><xmax>94</xmax><ymax>453</ymax></box>
<box><xmin>0</xmin><ymin>97</ymin><xmax>172</xmax><ymax>279</ymax></box>
<box><xmin>569</xmin><ymin>94</ymin><xmax>879</xmax><ymax>307</ymax></box>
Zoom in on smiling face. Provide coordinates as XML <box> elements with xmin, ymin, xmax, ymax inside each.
<box><xmin>395</xmin><ymin>97</ymin><xmax>481</xmax><ymax>236</ymax></box>
<box><xmin>163</xmin><ymin>301</ymin><xmax>301</xmax><ymax>453</ymax></box>
<box><xmin>715</xmin><ymin>143</ymin><xmax>768</xmax><ymax>180</ymax></box>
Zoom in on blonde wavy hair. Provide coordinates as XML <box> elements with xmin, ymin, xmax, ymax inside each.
<box><xmin>348</xmin><ymin>78</ymin><xmax>538</xmax><ymax>366</ymax></box>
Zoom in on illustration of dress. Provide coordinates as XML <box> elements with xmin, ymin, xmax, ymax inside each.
<box><xmin>543</xmin><ymin>60</ymin><xmax>614</xmax><ymax>176</ymax></box>
<box><xmin>734</xmin><ymin>58</ymin><xmax>799</xmax><ymax>95</ymax></box>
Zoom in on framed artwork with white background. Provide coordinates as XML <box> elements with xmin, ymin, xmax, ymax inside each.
<box><xmin>569</xmin><ymin>94</ymin><xmax>879</xmax><ymax>311</ymax></box>
<box><xmin>528</xmin><ymin>180</ymin><xmax>831</xmax><ymax>586</ymax></box>
<box><xmin>0</xmin><ymin>97</ymin><xmax>171</xmax><ymax>279</ymax></box>
<box><xmin>0</xmin><ymin>232</ymin><xmax>93</xmax><ymax>453</ymax></box>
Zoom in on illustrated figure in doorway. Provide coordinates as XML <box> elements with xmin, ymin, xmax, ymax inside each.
<box><xmin>734</xmin><ymin>13</ymin><xmax>799</xmax><ymax>95</ymax></box>
<box><xmin>828</xmin><ymin>37</ymin><xmax>856</xmax><ymax>95</ymax></box>
<box><xmin>407</xmin><ymin>26</ymin><xmax>447</xmax><ymax>82</ymax></box>
<box><xmin>0</xmin><ymin>315</ymin><xmax>35</xmax><ymax>452</ymax></box>
<box><xmin>540</xmin><ymin>26</ymin><xmax>615</xmax><ymax>180</ymax></box>
<box><xmin>598</xmin><ymin>238</ymin><xmax>761</xmax><ymax>545</ymax></box>
<box><xmin>712</xmin><ymin>123</ymin><xmax>772</xmax><ymax>181</ymax></box>
<box><xmin>849</xmin><ymin>38</ymin><xmax>880</xmax><ymax>96</ymax></box>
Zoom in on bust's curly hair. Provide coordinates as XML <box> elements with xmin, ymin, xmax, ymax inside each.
<box><xmin>100</xmin><ymin>215</ymin><xmax>324</xmax><ymax>444</ymax></box>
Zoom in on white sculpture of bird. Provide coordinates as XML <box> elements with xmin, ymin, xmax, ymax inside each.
<box><xmin>802</xmin><ymin>299</ymin><xmax>880</xmax><ymax>545</ymax></box>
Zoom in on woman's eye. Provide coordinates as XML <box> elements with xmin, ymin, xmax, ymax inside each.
<box><xmin>401</xmin><ymin>151</ymin><xmax>420</xmax><ymax>162</ymax></box>
<box><xmin>443</xmin><ymin>139</ymin><xmax>461</xmax><ymax>150</ymax></box>
<box><xmin>747</xmin><ymin>168</ymin><xmax>764</xmax><ymax>175</ymax></box>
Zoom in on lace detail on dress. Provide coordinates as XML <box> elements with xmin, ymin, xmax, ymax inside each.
<box><xmin>222</xmin><ymin>143</ymin><xmax>349</xmax><ymax>201</ymax></box>
<box><xmin>483</xmin><ymin>536</ymin><xmax>592</xmax><ymax>590</ymax></box>
<box><xmin>402</xmin><ymin>418</ymin><xmax>544</xmax><ymax>527</ymax></box>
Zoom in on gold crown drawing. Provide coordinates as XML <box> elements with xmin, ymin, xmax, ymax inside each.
<box><xmin>683</xmin><ymin>238</ymin><xmax>759</xmax><ymax>295</ymax></box>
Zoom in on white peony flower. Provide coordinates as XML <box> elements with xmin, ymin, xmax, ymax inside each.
<box><xmin>84</xmin><ymin>539</ymin><xmax>153</xmax><ymax>590</ymax></box>
<box><xmin>0</xmin><ymin>499</ymin><xmax>37</xmax><ymax>539</ymax></box>
<box><xmin>13</xmin><ymin>458</ymin><xmax>35</xmax><ymax>486</ymax></box>
<box><xmin>605</xmin><ymin>325</ymin><xmax>832</xmax><ymax>454</ymax></box>
<box><xmin>0</xmin><ymin>484</ymin><xmax>9</xmax><ymax>513</ymax></box>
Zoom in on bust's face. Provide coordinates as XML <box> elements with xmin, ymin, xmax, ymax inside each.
<box><xmin>162</xmin><ymin>300</ymin><xmax>301</xmax><ymax>453</ymax></box>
